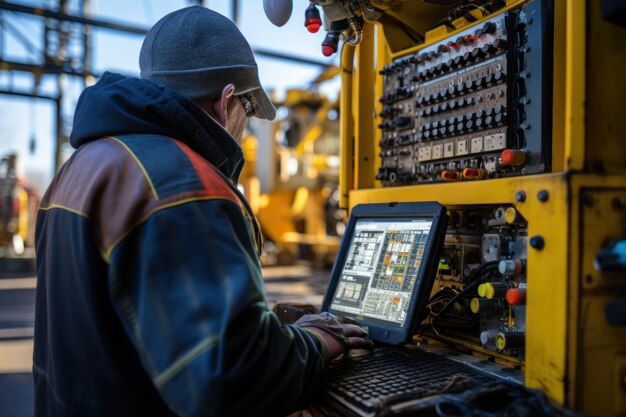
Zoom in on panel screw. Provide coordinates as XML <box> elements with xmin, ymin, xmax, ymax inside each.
<box><xmin>515</xmin><ymin>191</ymin><xmax>526</xmax><ymax>202</ymax></box>
<box><xmin>537</xmin><ymin>189</ymin><xmax>549</xmax><ymax>202</ymax></box>
<box><xmin>530</xmin><ymin>235</ymin><xmax>545</xmax><ymax>250</ymax></box>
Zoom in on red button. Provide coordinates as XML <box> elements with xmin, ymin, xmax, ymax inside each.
<box><xmin>501</xmin><ymin>149</ymin><xmax>526</xmax><ymax>166</ymax></box>
<box><xmin>506</xmin><ymin>288</ymin><xmax>527</xmax><ymax>305</ymax></box>
<box><xmin>441</xmin><ymin>171</ymin><xmax>460</xmax><ymax>181</ymax></box>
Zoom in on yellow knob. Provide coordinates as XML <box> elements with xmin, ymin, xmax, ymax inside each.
<box><xmin>483</xmin><ymin>282</ymin><xmax>496</xmax><ymax>299</ymax></box>
<box><xmin>477</xmin><ymin>283</ymin><xmax>488</xmax><ymax>298</ymax></box>
<box><xmin>470</xmin><ymin>298</ymin><xmax>481</xmax><ymax>314</ymax></box>
<box><xmin>505</xmin><ymin>207</ymin><xmax>517</xmax><ymax>224</ymax></box>
<box><xmin>496</xmin><ymin>333</ymin><xmax>507</xmax><ymax>351</ymax></box>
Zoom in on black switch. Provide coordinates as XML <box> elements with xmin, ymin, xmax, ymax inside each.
<box><xmin>481</xmin><ymin>21</ymin><xmax>497</xmax><ymax>35</ymax></box>
<box><xmin>494</xmin><ymin>38</ymin><xmax>508</xmax><ymax>50</ymax></box>
<box><xmin>391</xmin><ymin>116</ymin><xmax>413</xmax><ymax>128</ymax></box>
<box><xmin>471</xmin><ymin>48</ymin><xmax>485</xmax><ymax>60</ymax></box>
<box><xmin>481</xmin><ymin>43</ymin><xmax>497</xmax><ymax>55</ymax></box>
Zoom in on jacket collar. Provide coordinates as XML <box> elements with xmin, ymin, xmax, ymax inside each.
<box><xmin>69</xmin><ymin>72</ymin><xmax>245</xmax><ymax>182</ymax></box>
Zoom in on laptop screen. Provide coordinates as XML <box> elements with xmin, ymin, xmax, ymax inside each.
<box><xmin>328</xmin><ymin>218</ymin><xmax>432</xmax><ymax>327</ymax></box>
<box><xmin>323</xmin><ymin>202</ymin><xmax>447</xmax><ymax>345</ymax></box>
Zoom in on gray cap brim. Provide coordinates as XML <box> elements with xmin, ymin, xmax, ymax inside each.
<box><xmin>246</xmin><ymin>87</ymin><xmax>276</xmax><ymax>121</ymax></box>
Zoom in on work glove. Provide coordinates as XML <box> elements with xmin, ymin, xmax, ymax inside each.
<box><xmin>294</xmin><ymin>312</ymin><xmax>374</xmax><ymax>365</ymax></box>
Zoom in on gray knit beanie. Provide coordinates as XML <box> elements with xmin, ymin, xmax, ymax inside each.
<box><xmin>140</xmin><ymin>6</ymin><xmax>276</xmax><ymax>120</ymax></box>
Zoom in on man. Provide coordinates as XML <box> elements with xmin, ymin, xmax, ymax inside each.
<box><xmin>34</xmin><ymin>6</ymin><xmax>371</xmax><ymax>417</ymax></box>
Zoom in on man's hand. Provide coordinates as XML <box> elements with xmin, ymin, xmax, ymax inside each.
<box><xmin>293</xmin><ymin>312</ymin><xmax>374</xmax><ymax>364</ymax></box>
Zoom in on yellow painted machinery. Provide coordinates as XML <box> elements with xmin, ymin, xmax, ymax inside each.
<box><xmin>241</xmin><ymin>84</ymin><xmax>346</xmax><ymax>265</ymax></box>
<box><xmin>0</xmin><ymin>154</ymin><xmax>37</xmax><ymax>256</ymax></box>
<box><xmin>278</xmin><ymin>0</ymin><xmax>626</xmax><ymax>415</ymax></box>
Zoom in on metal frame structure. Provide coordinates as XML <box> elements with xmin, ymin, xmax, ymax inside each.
<box><xmin>0</xmin><ymin>0</ymin><xmax>333</xmax><ymax>171</ymax></box>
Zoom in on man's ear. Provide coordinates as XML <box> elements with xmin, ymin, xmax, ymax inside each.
<box><xmin>212</xmin><ymin>83</ymin><xmax>236</xmax><ymax>127</ymax></box>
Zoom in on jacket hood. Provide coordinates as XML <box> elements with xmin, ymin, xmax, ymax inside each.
<box><xmin>70</xmin><ymin>72</ymin><xmax>244</xmax><ymax>181</ymax></box>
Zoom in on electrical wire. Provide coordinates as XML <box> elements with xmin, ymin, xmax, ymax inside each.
<box><xmin>375</xmin><ymin>378</ymin><xmax>586</xmax><ymax>417</ymax></box>
<box><xmin>375</xmin><ymin>375</ymin><xmax>482</xmax><ymax>417</ymax></box>
<box><xmin>429</xmin><ymin>261</ymin><xmax>499</xmax><ymax>336</ymax></box>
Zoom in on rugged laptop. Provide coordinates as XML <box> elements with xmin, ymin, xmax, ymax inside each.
<box><xmin>316</xmin><ymin>202</ymin><xmax>519</xmax><ymax>416</ymax></box>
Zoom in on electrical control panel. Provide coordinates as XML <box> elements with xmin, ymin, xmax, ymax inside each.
<box><xmin>428</xmin><ymin>206</ymin><xmax>527</xmax><ymax>360</ymax></box>
<box><xmin>377</xmin><ymin>0</ymin><xmax>553</xmax><ymax>185</ymax></box>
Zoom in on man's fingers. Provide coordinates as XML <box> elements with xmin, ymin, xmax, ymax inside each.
<box><xmin>343</xmin><ymin>324</ymin><xmax>368</xmax><ymax>337</ymax></box>
<box><xmin>346</xmin><ymin>336</ymin><xmax>374</xmax><ymax>349</ymax></box>
<box><xmin>335</xmin><ymin>315</ymin><xmax>360</xmax><ymax>326</ymax></box>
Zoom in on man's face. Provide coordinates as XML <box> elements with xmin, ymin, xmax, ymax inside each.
<box><xmin>196</xmin><ymin>87</ymin><xmax>248</xmax><ymax>144</ymax></box>
<box><xmin>225</xmin><ymin>95</ymin><xmax>248</xmax><ymax>144</ymax></box>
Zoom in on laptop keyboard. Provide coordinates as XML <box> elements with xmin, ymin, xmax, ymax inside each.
<box><xmin>322</xmin><ymin>347</ymin><xmax>496</xmax><ymax>414</ymax></box>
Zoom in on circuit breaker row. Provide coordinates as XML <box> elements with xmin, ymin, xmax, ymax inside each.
<box><xmin>377</xmin><ymin>2</ymin><xmax>552</xmax><ymax>185</ymax></box>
